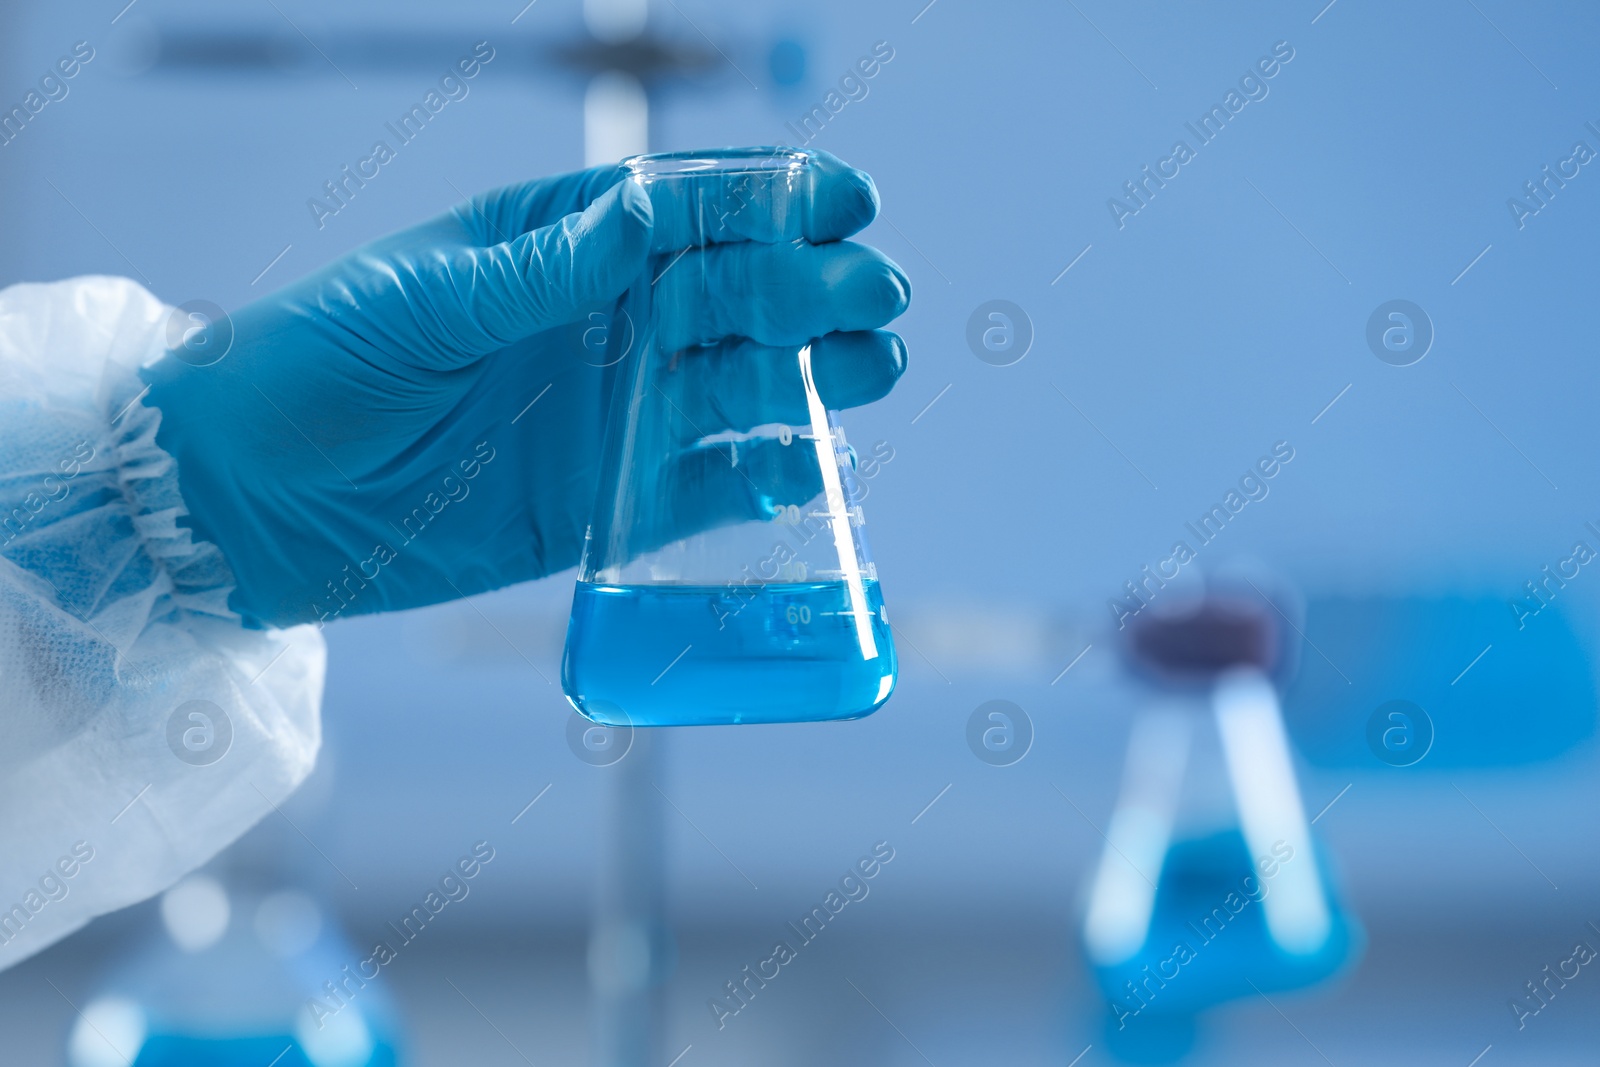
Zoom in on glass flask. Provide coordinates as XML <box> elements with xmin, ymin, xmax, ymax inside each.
<box><xmin>562</xmin><ymin>148</ymin><xmax>896</xmax><ymax>727</ymax></box>
<box><xmin>1081</xmin><ymin>584</ymin><xmax>1359</xmax><ymax>1057</ymax></box>
<box><xmin>67</xmin><ymin>872</ymin><xmax>401</xmax><ymax>1067</ymax></box>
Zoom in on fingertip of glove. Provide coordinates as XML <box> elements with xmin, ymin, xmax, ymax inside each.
<box><xmin>588</xmin><ymin>180</ymin><xmax>651</xmax><ymax>259</ymax></box>
<box><xmin>804</xmin><ymin>150</ymin><xmax>880</xmax><ymax>240</ymax></box>
<box><xmin>843</xmin><ymin>167</ymin><xmax>881</xmax><ymax>225</ymax></box>
<box><xmin>617</xmin><ymin>178</ymin><xmax>654</xmax><ymax>232</ymax></box>
<box><xmin>878</xmin><ymin>256</ymin><xmax>912</xmax><ymax>321</ymax></box>
<box><xmin>582</xmin><ymin>178</ymin><xmax>652</xmax><ymax>230</ymax></box>
<box><xmin>886</xmin><ymin>331</ymin><xmax>910</xmax><ymax>379</ymax></box>
<box><xmin>612</xmin><ymin>182</ymin><xmax>654</xmax><ymax>279</ymax></box>
<box><xmin>574</xmin><ymin>180</ymin><xmax>652</xmax><ymax>293</ymax></box>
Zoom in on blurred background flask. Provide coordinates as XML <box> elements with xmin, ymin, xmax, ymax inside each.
<box><xmin>66</xmin><ymin>867</ymin><xmax>400</xmax><ymax>1067</ymax></box>
<box><xmin>562</xmin><ymin>148</ymin><xmax>896</xmax><ymax>727</ymax></box>
<box><xmin>1081</xmin><ymin>576</ymin><xmax>1360</xmax><ymax>1062</ymax></box>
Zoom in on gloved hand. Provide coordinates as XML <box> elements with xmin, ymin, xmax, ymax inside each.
<box><xmin>142</xmin><ymin>149</ymin><xmax>910</xmax><ymax>627</ymax></box>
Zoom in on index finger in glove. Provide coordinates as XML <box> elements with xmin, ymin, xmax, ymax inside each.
<box><xmin>453</xmin><ymin>164</ymin><xmax>626</xmax><ymax>245</ymax></box>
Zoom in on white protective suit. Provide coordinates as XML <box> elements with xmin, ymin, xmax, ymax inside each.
<box><xmin>0</xmin><ymin>276</ymin><xmax>324</xmax><ymax>969</ymax></box>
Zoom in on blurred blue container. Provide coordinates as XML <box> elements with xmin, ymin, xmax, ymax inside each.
<box><xmin>67</xmin><ymin>876</ymin><xmax>402</xmax><ymax>1067</ymax></box>
<box><xmin>1283</xmin><ymin>596</ymin><xmax>1597</xmax><ymax>768</ymax></box>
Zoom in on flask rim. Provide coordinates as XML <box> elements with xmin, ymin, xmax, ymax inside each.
<box><xmin>622</xmin><ymin>146</ymin><xmax>811</xmax><ymax>179</ymax></box>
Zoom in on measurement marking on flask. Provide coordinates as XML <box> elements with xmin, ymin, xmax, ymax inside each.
<box><xmin>651</xmin><ymin>644</ymin><xmax>693</xmax><ymax>685</ymax></box>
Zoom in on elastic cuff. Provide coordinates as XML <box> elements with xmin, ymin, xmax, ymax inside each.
<box><xmin>105</xmin><ymin>369</ymin><xmax>239</xmax><ymax>620</ymax></box>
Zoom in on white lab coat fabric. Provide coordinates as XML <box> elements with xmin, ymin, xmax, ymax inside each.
<box><xmin>0</xmin><ymin>276</ymin><xmax>323</xmax><ymax>969</ymax></box>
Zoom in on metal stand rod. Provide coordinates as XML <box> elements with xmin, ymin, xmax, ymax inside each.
<box><xmin>590</xmin><ymin>729</ymin><xmax>669</xmax><ymax>1067</ymax></box>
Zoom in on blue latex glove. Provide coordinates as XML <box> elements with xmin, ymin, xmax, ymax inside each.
<box><xmin>142</xmin><ymin>150</ymin><xmax>910</xmax><ymax>627</ymax></box>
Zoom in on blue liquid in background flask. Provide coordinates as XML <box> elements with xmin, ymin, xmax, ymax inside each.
<box><xmin>562</xmin><ymin>149</ymin><xmax>896</xmax><ymax>727</ymax></box>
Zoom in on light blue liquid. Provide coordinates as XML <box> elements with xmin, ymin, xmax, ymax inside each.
<box><xmin>563</xmin><ymin>580</ymin><xmax>896</xmax><ymax>726</ymax></box>
<box><xmin>131</xmin><ymin>1034</ymin><xmax>397</xmax><ymax>1066</ymax></box>
<box><xmin>1094</xmin><ymin>831</ymin><xmax>1357</xmax><ymax>1023</ymax></box>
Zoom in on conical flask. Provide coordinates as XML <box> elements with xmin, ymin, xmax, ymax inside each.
<box><xmin>1081</xmin><ymin>583</ymin><xmax>1359</xmax><ymax>1048</ymax></box>
<box><xmin>562</xmin><ymin>149</ymin><xmax>896</xmax><ymax>727</ymax></box>
<box><xmin>68</xmin><ymin>871</ymin><xmax>402</xmax><ymax>1067</ymax></box>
